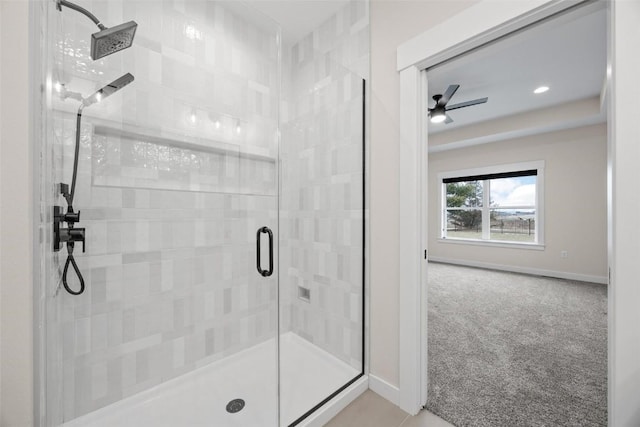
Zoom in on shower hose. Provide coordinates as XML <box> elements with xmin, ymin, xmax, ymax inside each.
<box><xmin>61</xmin><ymin>108</ymin><xmax>86</xmax><ymax>295</ymax></box>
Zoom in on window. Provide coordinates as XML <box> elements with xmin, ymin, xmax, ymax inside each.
<box><xmin>440</xmin><ymin>162</ymin><xmax>544</xmax><ymax>246</ymax></box>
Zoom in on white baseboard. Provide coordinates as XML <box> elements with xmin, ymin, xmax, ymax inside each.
<box><xmin>368</xmin><ymin>374</ymin><xmax>400</xmax><ymax>407</ymax></box>
<box><xmin>428</xmin><ymin>256</ymin><xmax>608</xmax><ymax>284</ymax></box>
<box><xmin>301</xmin><ymin>376</ymin><xmax>369</xmax><ymax>427</ymax></box>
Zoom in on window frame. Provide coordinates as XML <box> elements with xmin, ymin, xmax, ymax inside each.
<box><xmin>438</xmin><ymin>161</ymin><xmax>545</xmax><ymax>249</ymax></box>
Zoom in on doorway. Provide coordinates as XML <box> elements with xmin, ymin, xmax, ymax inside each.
<box><xmin>424</xmin><ymin>4</ymin><xmax>608</xmax><ymax>425</ymax></box>
<box><xmin>395</xmin><ymin>0</ymin><xmax>626</xmax><ymax>423</ymax></box>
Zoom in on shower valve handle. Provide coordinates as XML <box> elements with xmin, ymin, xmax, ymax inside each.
<box><xmin>59</xmin><ymin>227</ymin><xmax>86</xmax><ymax>253</ymax></box>
<box><xmin>68</xmin><ymin>228</ymin><xmax>86</xmax><ymax>253</ymax></box>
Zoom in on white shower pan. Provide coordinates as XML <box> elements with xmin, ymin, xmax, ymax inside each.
<box><xmin>63</xmin><ymin>332</ymin><xmax>361</xmax><ymax>427</ymax></box>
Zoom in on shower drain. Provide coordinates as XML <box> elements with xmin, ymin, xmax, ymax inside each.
<box><xmin>226</xmin><ymin>398</ymin><xmax>245</xmax><ymax>414</ymax></box>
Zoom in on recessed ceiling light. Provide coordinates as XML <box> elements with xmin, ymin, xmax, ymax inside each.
<box><xmin>534</xmin><ymin>86</ymin><xmax>549</xmax><ymax>94</ymax></box>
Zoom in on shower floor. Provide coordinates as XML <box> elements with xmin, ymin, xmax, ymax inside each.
<box><xmin>63</xmin><ymin>332</ymin><xmax>359</xmax><ymax>427</ymax></box>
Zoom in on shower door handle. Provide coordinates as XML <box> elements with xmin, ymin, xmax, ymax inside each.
<box><xmin>256</xmin><ymin>226</ymin><xmax>273</xmax><ymax>277</ymax></box>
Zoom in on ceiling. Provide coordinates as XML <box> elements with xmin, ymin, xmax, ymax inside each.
<box><xmin>245</xmin><ymin>0</ymin><xmax>350</xmax><ymax>44</ymax></box>
<box><xmin>427</xmin><ymin>5</ymin><xmax>607</xmax><ymax>134</ymax></box>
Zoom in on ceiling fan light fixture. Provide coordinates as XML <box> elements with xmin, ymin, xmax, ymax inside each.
<box><xmin>430</xmin><ymin>112</ymin><xmax>447</xmax><ymax>123</ymax></box>
<box><xmin>533</xmin><ymin>85</ymin><xmax>549</xmax><ymax>94</ymax></box>
<box><xmin>430</xmin><ymin>106</ymin><xmax>447</xmax><ymax>123</ymax></box>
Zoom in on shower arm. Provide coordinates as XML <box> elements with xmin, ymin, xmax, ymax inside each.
<box><xmin>56</xmin><ymin>0</ymin><xmax>106</xmax><ymax>30</ymax></box>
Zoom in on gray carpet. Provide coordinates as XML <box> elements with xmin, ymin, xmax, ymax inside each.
<box><xmin>426</xmin><ymin>262</ymin><xmax>607</xmax><ymax>427</ymax></box>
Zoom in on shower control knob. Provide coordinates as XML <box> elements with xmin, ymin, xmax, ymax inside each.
<box><xmin>57</xmin><ymin>227</ymin><xmax>86</xmax><ymax>253</ymax></box>
<box><xmin>68</xmin><ymin>228</ymin><xmax>86</xmax><ymax>253</ymax></box>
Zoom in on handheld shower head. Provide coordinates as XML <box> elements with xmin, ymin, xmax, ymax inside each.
<box><xmin>83</xmin><ymin>73</ymin><xmax>135</xmax><ymax>107</ymax></box>
<box><xmin>57</xmin><ymin>71</ymin><xmax>135</xmax><ymax>297</ymax></box>
<box><xmin>57</xmin><ymin>0</ymin><xmax>138</xmax><ymax>60</ymax></box>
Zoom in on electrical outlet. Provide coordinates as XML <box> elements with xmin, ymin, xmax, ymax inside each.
<box><xmin>560</xmin><ymin>250</ymin><xmax>568</xmax><ymax>258</ymax></box>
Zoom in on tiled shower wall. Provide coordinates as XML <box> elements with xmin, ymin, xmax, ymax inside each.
<box><xmin>280</xmin><ymin>0</ymin><xmax>369</xmax><ymax>369</ymax></box>
<box><xmin>48</xmin><ymin>1</ymin><xmax>279</xmax><ymax>420</ymax></box>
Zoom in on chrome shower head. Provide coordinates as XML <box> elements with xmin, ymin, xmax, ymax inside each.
<box><xmin>57</xmin><ymin>0</ymin><xmax>138</xmax><ymax>60</ymax></box>
<box><xmin>91</xmin><ymin>21</ymin><xmax>138</xmax><ymax>60</ymax></box>
<box><xmin>83</xmin><ymin>73</ymin><xmax>135</xmax><ymax>107</ymax></box>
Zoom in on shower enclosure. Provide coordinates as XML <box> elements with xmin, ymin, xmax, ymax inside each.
<box><xmin>36</xmin><ymin>0</ymin><xmax>368</xmax><ymax>426</ymax></box>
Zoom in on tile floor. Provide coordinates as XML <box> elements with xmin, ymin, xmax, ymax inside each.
<box><xmin>326</xmin><ymin>390</ymin><xmax>455</xmax><ymax>427</ymax></box>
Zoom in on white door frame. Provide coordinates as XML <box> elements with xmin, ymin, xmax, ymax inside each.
<box><xmin>397</xmin><ymin>1</ymin><xmax>640</xmax><ymax>425</ymax></box>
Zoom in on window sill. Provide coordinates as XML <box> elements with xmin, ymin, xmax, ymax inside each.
<box><xmin>437</xmin><ymin>238</ymin><xmax>545</xmax><ymax>251</ymax></box>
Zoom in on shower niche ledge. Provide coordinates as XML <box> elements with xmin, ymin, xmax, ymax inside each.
<box><xmin>85</xmin><ymin>119</ymin><xmax>277</xmax><ymax>196</ymax></box>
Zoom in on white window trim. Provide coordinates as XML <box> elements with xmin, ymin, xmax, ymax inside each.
<box><xmin>438</xmin><ymin>161</ymin><xmax>545</xmax><ymax>247</ymax></box>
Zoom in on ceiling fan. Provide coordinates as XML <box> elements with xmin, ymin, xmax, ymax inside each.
<box><xmin>428</xmin><ymin>84</ymin><xmax>488</xmax><ymax>124</ymax></box>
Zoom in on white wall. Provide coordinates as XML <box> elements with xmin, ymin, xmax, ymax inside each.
<box><xmin>428</xmin><ymin>123</ymin><xmax>608</xmax><ymax>283</ymax></box>
<box><xmin>0</xmin><ymin>0</ymin><xmax>34</xmax><ymax>425</ymax></box>
<box><xmin>369</xmin><ymin>0</ymin><xmax>479</xmax><ymax>389</ymax></box>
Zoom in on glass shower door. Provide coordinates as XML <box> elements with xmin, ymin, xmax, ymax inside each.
<box><xmin>44</xmin><ymin>1</ymin><xmax>282</xmax><ymax>426</ymax></box>
<box><xmin>279</xmin><ymin>56</ymin><xmax>366</xmax><ymax>425</ymax></box>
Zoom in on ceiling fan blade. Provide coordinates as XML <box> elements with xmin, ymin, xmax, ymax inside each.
<box><xmin>445</xmin><ymin>115</ymin><xmax>453</xmax><ymax>124</ymax></box>
<box><xmin>438</xmin><ymin>84</ymin><xmax>460</xmax><ymax>107</ymax></box>
<box><xmin>446</xmin><ymin>97</ymin><xmax>488</xmax><ymax>111</ymax></box>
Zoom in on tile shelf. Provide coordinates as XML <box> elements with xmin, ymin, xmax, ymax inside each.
<box><xmin>93</xmin><ymin>124</ymin><xmax>276</xmax><ymax>164</ymax></box>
